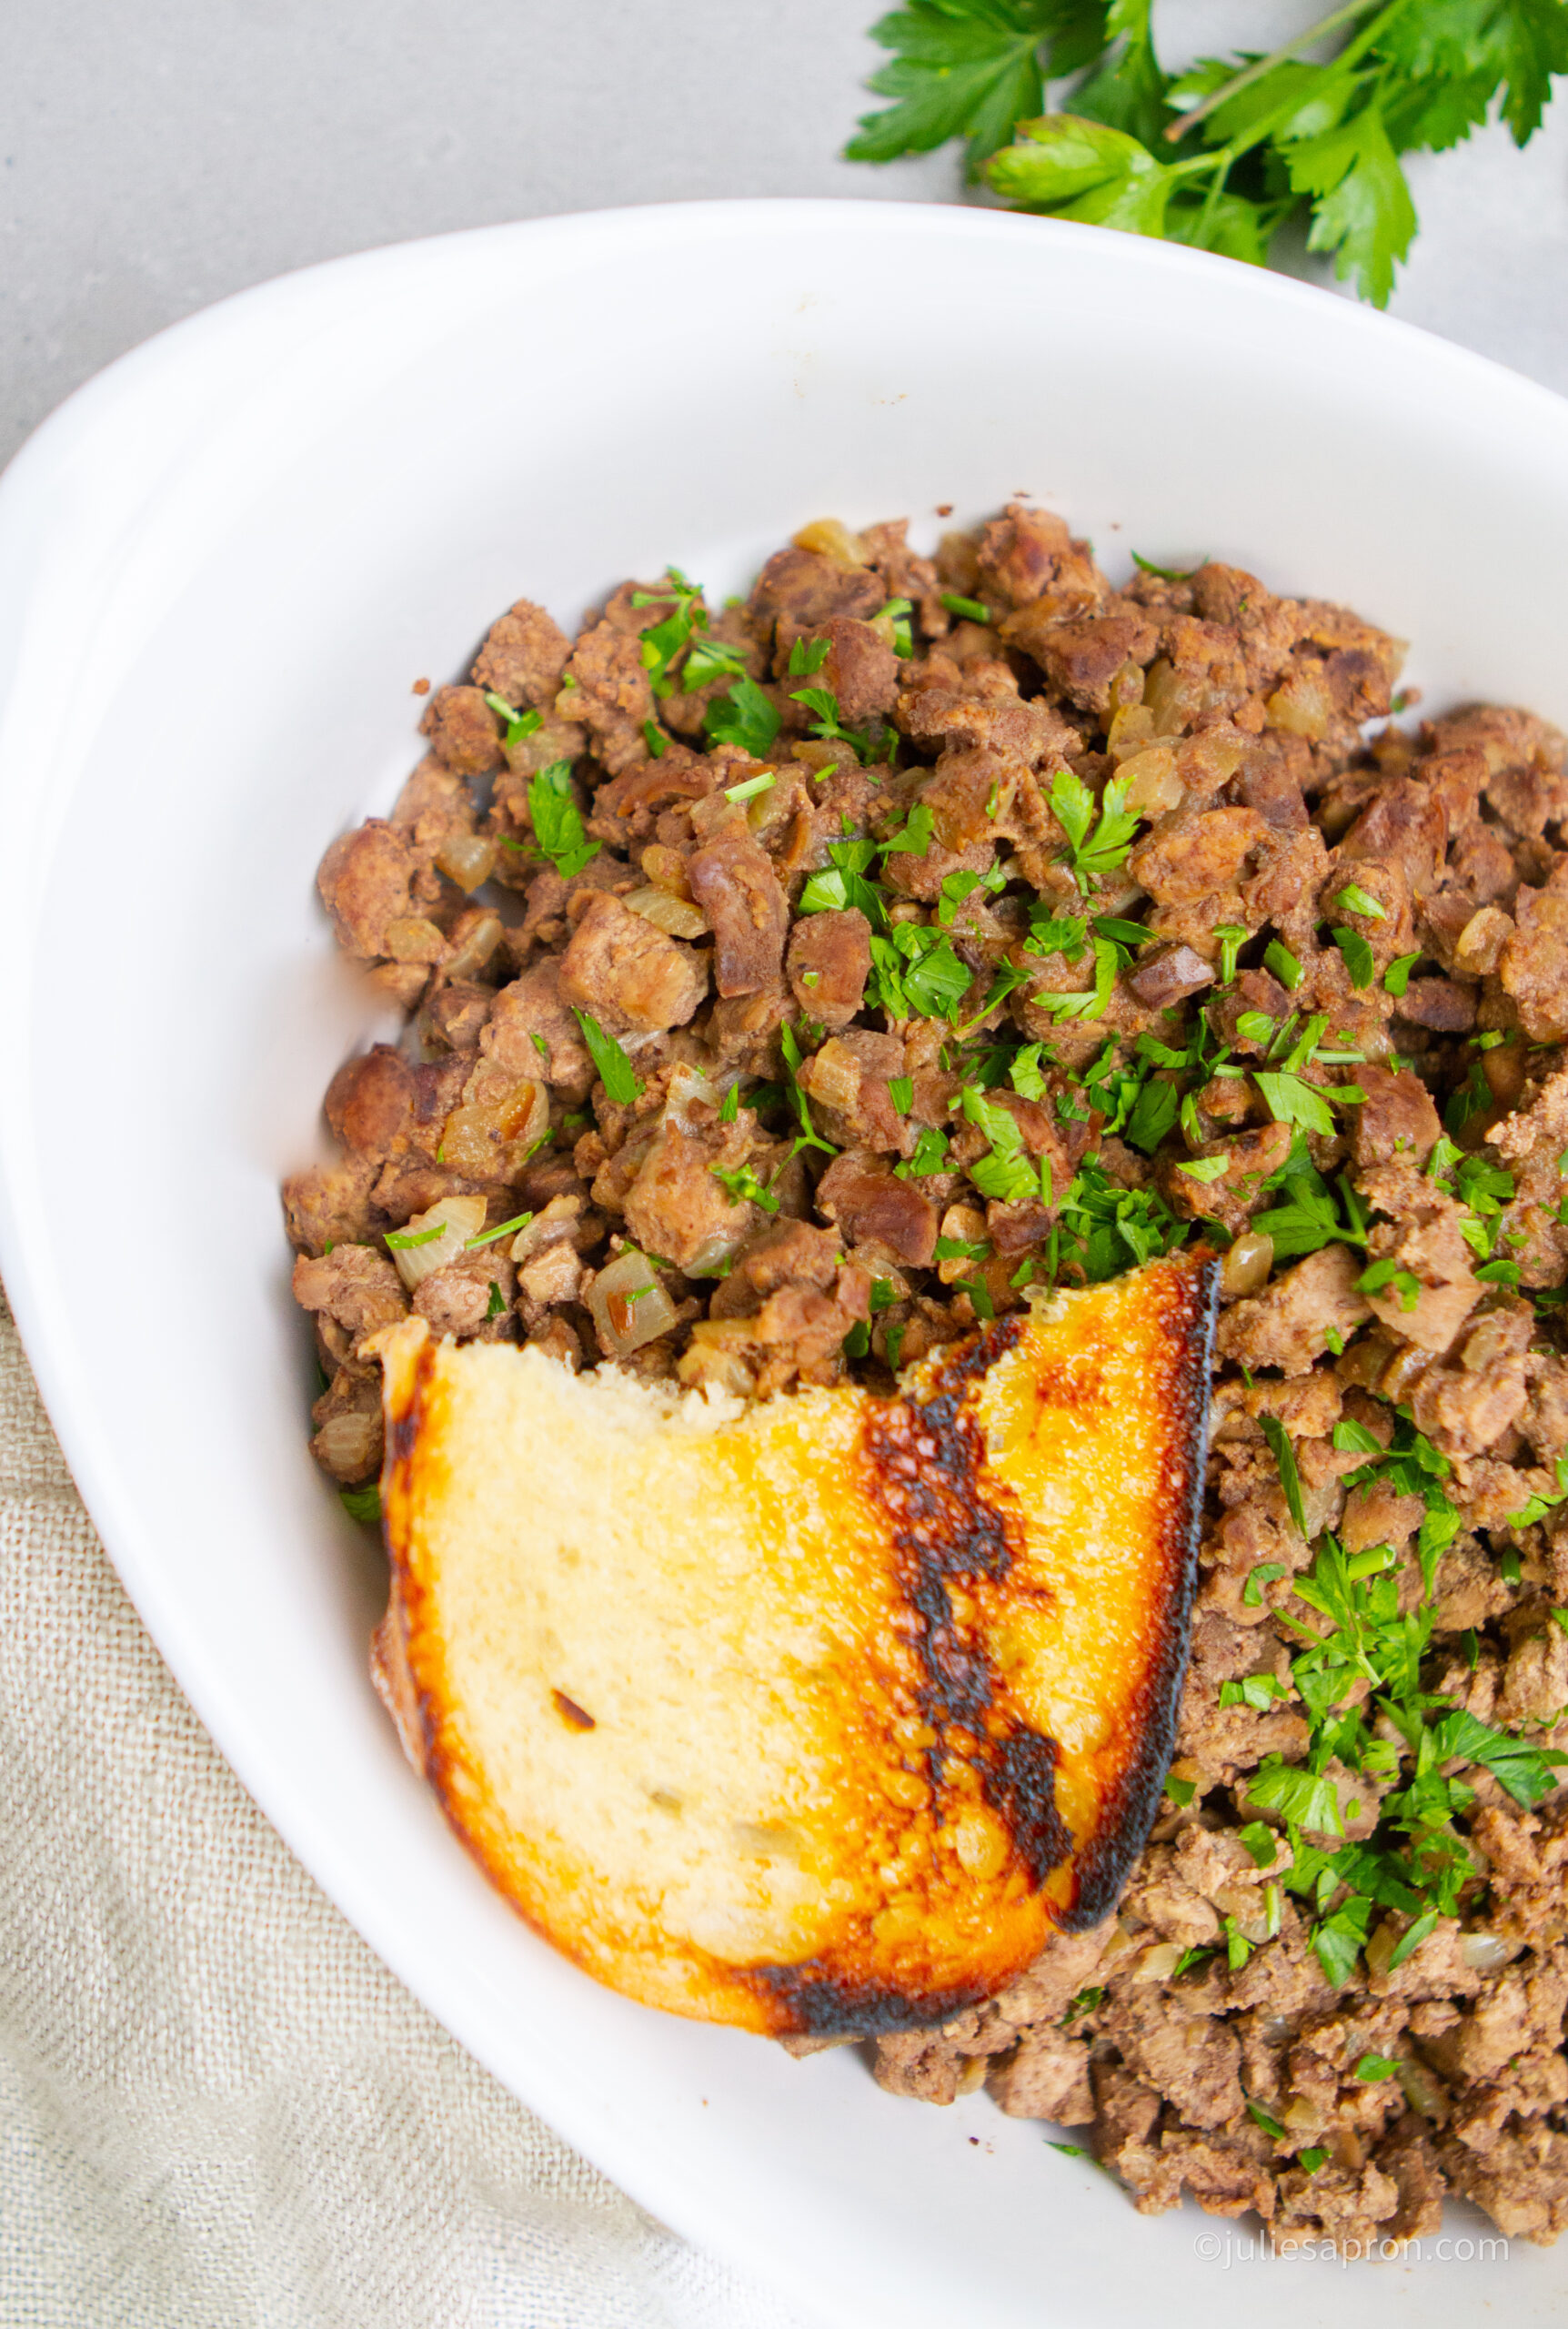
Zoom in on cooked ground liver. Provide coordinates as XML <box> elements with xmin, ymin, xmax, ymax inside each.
<box><xmin>285</xmin><ymin>507</ymin><xmax>1568</xmax><ymax>2252</ymax></box>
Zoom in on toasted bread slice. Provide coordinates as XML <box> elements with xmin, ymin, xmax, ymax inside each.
<box><xmin>373</xmin><ymin>1251</ymin><xmax>1217</xmax><ymax>2036</ymax></box>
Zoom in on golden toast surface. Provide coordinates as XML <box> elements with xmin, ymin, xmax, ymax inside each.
<box><xmin>375</xmin><ymin>1252</ymin><xmax>1217</xmax><ymax>2035</ymax></box>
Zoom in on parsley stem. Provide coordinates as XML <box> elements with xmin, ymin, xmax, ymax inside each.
<box><xmin>1162</xmin><ymin>0</ymin><xmax>1382</xmax><ymax>142</ymax></box>
<box><xmin>1172</xmin><ymin>0</ymin><xmax>1415</xmax><ymax>184</ymax></box>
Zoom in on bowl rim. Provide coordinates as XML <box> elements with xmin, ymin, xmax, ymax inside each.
<box><xmin>3</xmin><ymin>197</ymin><xmax>1567</xmax><ymax>2325</ymax></box>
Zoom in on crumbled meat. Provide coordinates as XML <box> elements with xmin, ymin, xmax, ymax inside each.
<box><xmin>558</xmin><ymin>892</ymin><xmax>709</xmax><ymax>1036</ymax></box>
<box><xmin>291</xmin><ymin>508</ymin><xmax>1568</xmax><ymax>2253</ymax></box>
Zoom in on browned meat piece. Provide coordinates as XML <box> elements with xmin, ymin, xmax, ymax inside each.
<box><xmin>1099</xmin><ymin>1988</ymin><xmax>1244</xmax><ymax>2131</ymax></box>
<box><xmin>484</xmin><ymin>958</ymin><xmax>594</xmax><ymax>1090</ymax></box>
<box><xmin>623</xmin><ymin>1123</ymin><xmax>753</xmax><ymax>1272</ymax></box>
<box><xmin>281</xmin><ymin>1156</ymin><xmax>379</xmax><ymax>1257</ymax></box>
<box><xmin>786</xmin><ymin>907</ymin><xmax>870</xmax><ymax>1026</ymax></box>
<box><xmin>816</xmin><ymin>1150</ymin><xmax>938</xmax><ymax>1267</ymax></box>
<box><xmin>707</xmin><ymin>1217</ymin><xmax>841</xmax><ymax>1317</ymax></box>
<box><xmin>799</xmin><ymin>1032</ymin><xmax>908</xmax><ymax>1154</ymax></box>
<box><xmin>558</xmin><ymin>892</ymin><xmax>708</xmax><ymax>1036</ymax></box>
<box><xmin>1218</xmin><ymin>1246</ymin><xmax>1373</xmax><ymax>1376</ymax></box>
<box><xmin>390</xmin><ymin>754</ymin><xmax>477</xmax><ymax>869</ymax></box>
<box><xmin>413</xmin><ymin>1247</ymin><xmax>516</xmax><ymax>1340</ymax></box>
<box><xmin>1358</xmin><ymin>1161</ymin><xmax>1482</xmax><ymax>1352</ymax></box>
<box><xmin>317</xmin><ymin>820</ymin><xmax>421</xmax><ymax>960</ymax></box>
<box><xmin>1396</xmin><ymin>976</ymin><xmax>1477</xmax><ymax>1033</ymax></box>
<box><xmin>310</xmin><ymin>1362</ymin><xmax>382</xmax><ymax>1482</ymax></box>
<box><xmin>1014</xmin><ymin>607</ymin><xmax>1160</xmax><ymax>713</ymax></box>
<box><xmin>1349</xmin><ymin>1063</ymin><xmax>1442</xmax><ymax>1172</ymax></box>
<box><xmin>470</xmin><ymin>598</ymin><xmax>573</xmax><ymax>708</ymax></box>
<box><xmin>687</xmin><ymin>827</ymin><xmax>789</xmax><ymax>996</ymax></box>
<box><xmin>897</xmin><ymin>686</ymin><xmax>1078</xmax><ymax>769</ymax></box>
<box><xmin>1129</xmin><ymin>805</ymin><xmax>1268</xmax><ymax>906</ymax></box>
<box><xmin>1191</xmin><ymin>563</ymin><xmax>1304</xmax><ymax>691</ymax></box>
<box><xmin>563</xmin><ymin>620</ymin><xmax>656</xmax><ymax>778</ymax></box>
<box><xmin>292</xmin><ymin>1245</ymin><xmax>407</xmax><ymax>1337</ymax></box>
<box><xmin>326</xmin><ymin>1044</ymin><xmax>417</xmax><ymax>1158</ymax></box>
<box><xmin>1339</xmin><ymin>778</ymin><xmax>1447</xmax><ymax>893</ymax></box>
<box><xmin>989</xmin><ymin>2029</ymin><xmax>1095</xmax><ymax>2122</ymax></box>
<box><xmin>426</xmin><ymin>979</ymin><xmax>494</xmax><ymax>1053</ymax></box>
<box><xmin>1495</xmin><ymin>884</ymin><xmax>1568</xmax><ymax>1042</ymax></box>
<box><xmin>1409</xmin><ymin>1302</ymin><xmax>1534</xmax><ymax>1456</ymax></box>
<box><xmin>1128</xmin><ymin>943</ymin><xmax>1213</xmax><ymax>1008</ymax></box>
<box><xmin>793</xmin><ymin>616</ymin><xmax>899</xmax><ymax>723</ymax></box>
<box><xmin>419</xmin><ymin>683</ymin><xmax>504</xmax><ymax>775</ymax></box>
<box><xmin>859</xmin><ymin>516</ymin><xmax>947</xmax><ymax>638</ymax></box>
<box><xmin>747</xmin><ymin>547</ymin><xmax>884</xmax><ymax>640</ymax></box>
<box><xmin>974</xmin><ymin>501</ymin><xmax>1073</xmax><ymax>610</ymax></box>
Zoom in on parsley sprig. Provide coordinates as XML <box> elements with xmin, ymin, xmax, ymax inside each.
<box><xmin>846</xmin><ymin>0</ymin><xmax>1568</xmax><ymax>307</ymax></box>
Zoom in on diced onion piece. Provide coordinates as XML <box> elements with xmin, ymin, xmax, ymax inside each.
<box><xmin>436</xmin><ymin>833</ymin><xmax>499</xmax><ymax>892</ymax></box>
<box><xmin>1265</xmin><ymin>666</ymin><xmax>1332</xmax><ymax>741</ymax></box>
<box><xmin>1462</xmin><ymin>1931</ymin><xmax>1515</xmax><ymax>1972</ymax></box>
<box><xmin>625</xmin><ymin>884</ymin><xmax>709</xmax><ymax>941</ymax></box>
<box><xmin>639</xmin><ymin>843</ymin><xmax>693</xmax><ymax>899</ymax></box>
<box><xmin>444</xmin><ymin>910</ymin><xmax>503</xmax><ymax>980</ymax></box>
<box><xmin>1105</xmin><ymin>702</ymin><xmax>1154</xmax><ymax>761</ymax></box>
<box><xmin>792</xmin><ymin>518</ymin><xmax>867</xmax><ymax>567</ymax></box>
<box><xmin>802</xmin><ymin>1038</ymin><xmax>861</xmax><ymax>1115</ymax></box>
<box><xmin>387</xmin><ymin>1195</ymin><xmax>487</xmax><ymax>1290</ymax></box>
<box><xmin>438</xmin><ymin>1079</ymin><xmax>548</xmax><ymax>1180</ymax></box>
<box><xmin>1132</xmin><ymin>1941</ymin><xmax>1184</xmax><ymax>1982</ymax></box>
<box><xmin>588</xmin><ymin>1248</ymin><xmax>678</xmax><ymax>1358</ymax></box>
<box><xmin>312</xmin><ymin>1412</ymin><xmax>379</xmax><ymax>1477</ymax></box>
<box><xmin>1120</xmin><ymin>745</ymin><xmax>1182</xmax><ymax>813</ymax></box>
<box><xmin>1143</xmin><ymin>657</ymin><xmax>1203</xmax><ymax>734</ymax></box>
<box><xmin>1454</xmin><ymin>905</ymin><xmax>1513</xmax><ymax>978</ymax></box>
<box><xmin>677</xmin><ymin>1316</ymin><xmax>759</xmax><ymax>1397</ymax></box>
<box><xmin>1397</xmin><ymin>2057</ymin><xmax>1444</xmax><ymax>2119</ymax></box>
<box><xmin>383</xmin><ymin>916</ymin><xmax>448</xmax><ymax>963</ymax></box>
<box><xmin>1221</xmin><ymin>1231</ymin><xmax>1274</xmax><ymax>1297</ymax></box>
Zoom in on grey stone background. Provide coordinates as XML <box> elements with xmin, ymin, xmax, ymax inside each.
<box><xmin>4</xmin><ymin>0</ymin><xmax>1567</xmax><ymax>475</ymax></box>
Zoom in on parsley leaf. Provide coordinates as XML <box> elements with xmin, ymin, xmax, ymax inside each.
<box><xmin>1330</xmin><ymin>923</ymin><xmax>1376</xmax><ymax>989</ymax></box>
<box><xmin>573</xmin><ymin>1010</ymin><xmax>642</xmax><ymax>1105</ymax></box>
<box><xmin>1050</xmin><ymin>767</ymin><xmax>1143</xmax><ymax>891</ymax></box>
<box><xmin>528</xmin><ymin>761</ymin><xmax>601</xmax><ymax>880</ymax></box>
<box><xmin>845</xmin><ymin>0</ymin><xmax>1096</xmax><ymax>173</ymax></box>
<box><xmin>704</xmin><ymin>675</ymin><xmax>782</xmax><ymax>757</ymax></box>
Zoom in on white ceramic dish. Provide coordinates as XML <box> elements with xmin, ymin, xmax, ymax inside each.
<box><xmin>2</xmin><ymin>200</ymin><xmax>1566</xmax><ymax>2327</ymax></box>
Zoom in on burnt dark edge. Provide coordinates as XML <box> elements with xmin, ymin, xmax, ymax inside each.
<box><xmin>1056</xmin><ymin>1248</ymin><xmax>1221</xmax><ymax>1931</ymax></box>
<box><xmin>743</xmin><ymin>1961</ymin><xmax>990</xmax><ymax>2038</ymax></box>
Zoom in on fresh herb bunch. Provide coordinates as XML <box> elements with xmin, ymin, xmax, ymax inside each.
<box><xmin>846</xmin><ymin>0</ymin><xmax>1568</xmax><ymax>304</ymax></box>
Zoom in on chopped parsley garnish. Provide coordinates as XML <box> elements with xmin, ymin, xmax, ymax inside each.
<box><xmin>710</xmin><ymin>1161</ymin><xmax>780</xmax><ymax>1214</ymax></box>
<box><xmin>572</xmin><ymin>1010</ymin><xmax>642</xmax><ymax>1104</ymax></box>
<box><xmin>1333</xmin><ymin>881</ymin><xmax>1387</xmax><ymax>922</ymax></box>
<box><xmin>1050</xmin><ymin>768</ymin><xmax>1143</xmax><ymax>892</ymax></box>
<box><xmin>1330</xmin><ymin>923</ymin><xmax>1376</xmax><ymax>988</ymax></box>
<box><xmin>724</xmin><ymin>771</ymin><xmax>776</xmax><ymax>803</ymax></box>
<box><xmin>1354</xmin><ymin>2053</ymin><xmax>1399</xmax><ymax>2083</ymax></box>
<box><xmin>896</xmin><ymin>1125</ymin><xmax>950</xmax><ymax>1178</ymax></box>
<box><xmin>1263</xmin><ymin>939</ymin><xmax>1302</xmax><ymax>991</ymax></box>
<box><xmin>681</xmin><ymin>635</ymin><xmax>751</xmax><ymax>691</ymax></box>
<box><xmin>1131</xmin><ymin>549</ymin><xmax>1206</xmax><ymax>582</ymax></box>
<box><xmin>888</xmin><ymin>1074</ymin><xmax>914</xmax><ymax>1114</ymax></box>
<box><xmin>1258</xmin><ymin>1415</ymin><xmax>1307</xmax><ymax>1540</ymax></box>
<box><xmin>1383</xmin><ymin>950</ymin><xmax>1421</xmax><ymax>997</ymax></box>
<box><xmin>339</xmin><ymin>1482</ymin><xmax>382</xmax><ymax>1526</ymax></box>
<box><xmin>799</xmin><ymin>836</ymin><xmax>885</xmax><ymax>923</ymax></box>
<box><xmin>881</xmin><ymin>801</ymin><xmax>935</xmax><ymax>858</ymax></box>
<box><xmin>961</xmin><ymin>1086</ymin><xmax>1042</xmax><ymax>1205</ymax></box>
<box><xmin>719</xmin><ymin>1083</ymin><xmax>740</xmax><ymax>1124</ymax></box>
<box><xmin>485</xmin><ymin>1282</ymin><xmax>507</xmax><ymax>1319</ymax></box>
<box><xmin>1506</xmin><ymin>1457</ymin><xmax>1568</xmax><ymax>1531</ymax></box>
<box><xmin>940</xmin><ymin>591</ymin><xmax>991</xmax><ymax>624</ymax></box>
<box><xmin>632</xmin><ymin>570</ymin><xmax>707</xmax><ymax>696</ymax></box>
<box><xmin>704</xmin><ymin>674</ymin><xmax>783</xmax><ymax>757</ymax></box>
<box><xmin>1360</xmin><ymin>1256</ymin><xmax>1422</xmax><ymax>1313</ymax></box>
<box><xmin>466</xmin><ymin>1211</ymin><xmax>536</xmax><ymax>1250</ymax></box>
<box><xmin>385</xmin><ymin>1222</ymin><xmax>447</xmax><ymax>1250</ymax></box>
<box><xmin>879</xmin><ymin>595</ymin><xmax>915</xmax><ymax>656</ymax></box>
<box><xmin>787</xmin><ymin>635</ymin><xmax>832</xmax><ymax>678</ymax></box>
<box><xmin>483</xmin><ymin>693</ymin><xmax>543</xmax><ymax>752</ymax></box>
<box><xmin>1214</xmin><ymin>925</ymin><xmax>1248</xmax><ymax>985</ymax></box>
<box><xmin>528</xmin><ymin>760</ymin><xmax>601</xmax><ymax>879</ymax></box>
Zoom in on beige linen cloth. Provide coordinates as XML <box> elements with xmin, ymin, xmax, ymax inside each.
<box><xmin>0</xmin><ymin>1285</ymin><xmax>811</xmax><ymax>2329</ymax></box>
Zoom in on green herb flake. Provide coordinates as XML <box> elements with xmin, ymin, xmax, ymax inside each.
<box><xmin>1263</xmin><ymin>940</ymin><xmax>1302</xmax><ymax>992</ymax></box>
<box><xmin>484</xmin><ymin>692</ymin><xmax>544</xmax><ymax>751</ymax></box>
<box><xmin>1245</xmin><ymin>2097</ymin><xmax>1285</xmax><ymax>2139</ymax></box>
<box><xmin>704</xmin><ymin>675</ymin><xmax>782</xmax><ymax>758</ymax></box>
<box><xmin>339</xmin><ymin>1481</ymin><xmax>382</xmax><ymax>1527</ymax></box>
<box><xmin>1354</xmin><ymin>2052</ymin><xmax>1400</xmax><ymax>2082</ymax></box>
<box><xmin>1165</xmin><ymin>1775</ymin><xmax>1196</xmax><ymax>1807</ymax></box>
<box><xmin>466</xmin><ymin>1210</ymin><xmax>536</xmax><ymax>1250</ymax></box>
<box><xmin>572</xmin><ymin>1010</ymin><xmax>642</xmax><ymax>1105</ymax></box>
<box><xmin>1334</xmin><ymin>882</ymin><xmax>1388</xmax><ymax>923</ymax></box>
<box><xmin>528</xmin><ymin>760</ymin><xmax>601</xmax><ymax>880</ymax></box>
<box><xmin>1300</xmin><ymin>2148</ymin><xmax>1329</xmax><ymax>2175</ymax></box>
<box><xmin>1383</xmin><ymin>951</ymin><xmax>1421</xmax><ymax>997</ymax></box>
<box><xmin>940</xmin><ymin>592</ymin><xmax>991</xmax><ymax>624</ymax></box>
<box><xmin>1331</xmin><ymin>923</ymin><xmax>1376</xmax><ymax>989</ymax></box>
<box><xmin>385</xmin><ymin>1222</ymin><xmax>447</xmax><ymax>1251</ymax></box>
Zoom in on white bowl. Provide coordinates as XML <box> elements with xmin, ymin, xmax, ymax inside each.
<box><xmin>2</xmin><ymin>200</ymin><xmax>1565</xmax><ymax>2327</ymax></box>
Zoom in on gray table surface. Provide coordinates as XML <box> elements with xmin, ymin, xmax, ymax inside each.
<box><xmin>5</xmin><ymin>0</ymin><xmax>1568</xmax><ymax>476</ymax></box>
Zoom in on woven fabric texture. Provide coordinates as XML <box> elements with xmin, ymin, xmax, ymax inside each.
<box><xmin>0</xmin><ymin>1285</ymin><xmax>809</xmax><ymax>2329</ymax></box>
